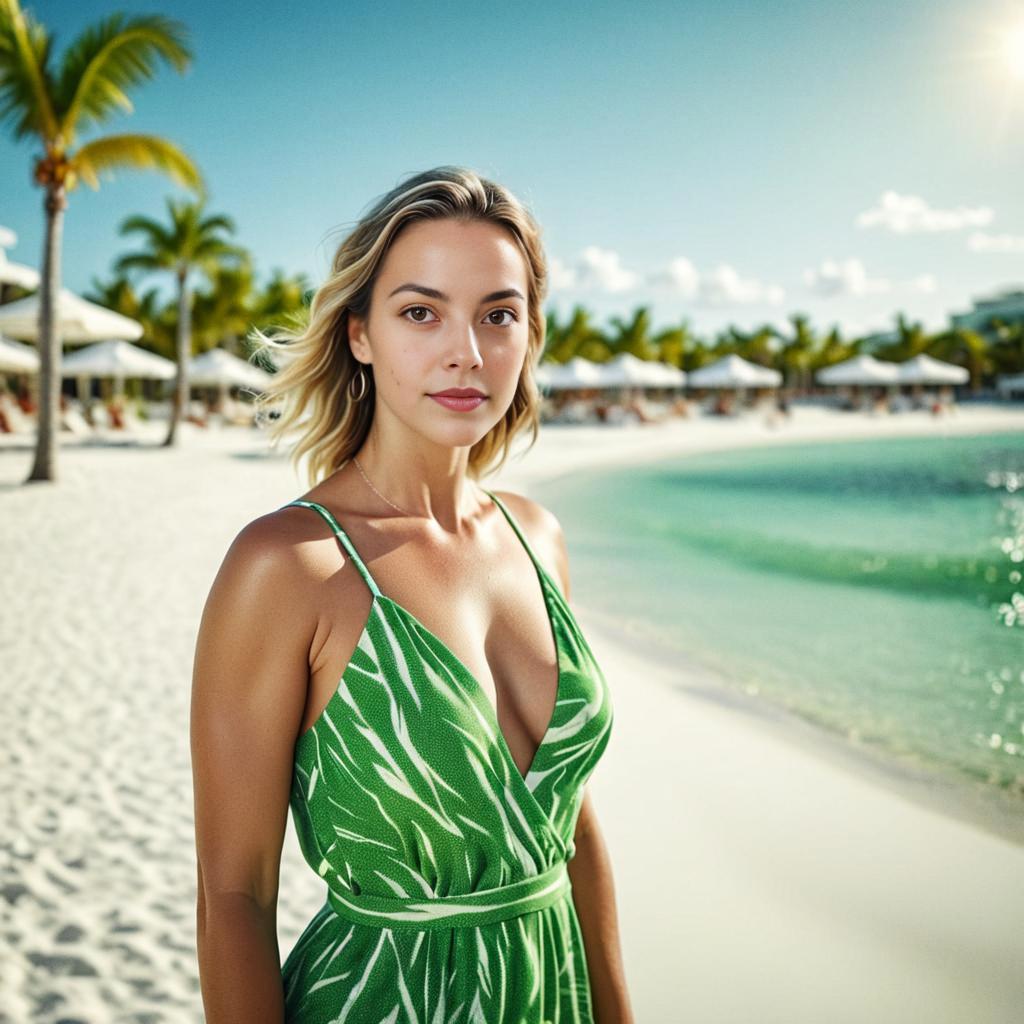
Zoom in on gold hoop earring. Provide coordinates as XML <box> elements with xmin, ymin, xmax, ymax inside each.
<box><xmin>348</xmin><ymin>364</ymin><xmax>369</xmax><ymax>401</ymax></box>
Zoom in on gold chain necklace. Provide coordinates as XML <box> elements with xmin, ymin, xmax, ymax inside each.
<box><xmin>351</xmin><ymin>456</ymin><xmax>415</xmax><ymax>517</ymax></box>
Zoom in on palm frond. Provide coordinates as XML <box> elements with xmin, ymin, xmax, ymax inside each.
<box><xmin>117</xmin><ymin>212</ymin><xmax>173</xmax><ymax>249</ymax></box>
<box><xmin>114</xmin><ymin>251</ymin><xmax>172</xmax><ymax>275</ymax></box>
<box><xmin>54</xmin><ymin>12</ymin><xmax>190</xmax><ymax>139</ymax></box>
<box><xmin>72</xmin><ymin>133</ymin><xmax>203</xmax><ymax>193</ymax></box>
<box><xmin>0</xmin><ymin>0</ymin><xmax>58</xmax><ymax>139</ymax></box>
<box><xmin>197</xmin><ymin>212</ymin><xmax>236</xmax><ymax>236</ymax></box>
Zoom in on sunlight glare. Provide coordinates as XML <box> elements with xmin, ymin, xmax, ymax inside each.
<box><xmin>1004</xmin><ymin>22</ymin><xmax>1024</xmax><ymax>79</ymax></box>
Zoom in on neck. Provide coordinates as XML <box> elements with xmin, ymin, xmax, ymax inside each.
<box><xmin>351</xmin><ymin>431</ymin><xmax>487</xmax><ymax>532</ymax></box>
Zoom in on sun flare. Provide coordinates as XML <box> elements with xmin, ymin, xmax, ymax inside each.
<box><xmin>1004</xmin><ymin>22</ymin><xmax>1024</xmax><ymax>78</ymax></box>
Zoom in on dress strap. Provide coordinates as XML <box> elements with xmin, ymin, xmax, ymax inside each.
<box><xmin>280</xmin><ymin>499</ymin><xmax>383</xmax><ymax>598</ymax></box>
<box><xmin>483</xmin><ymin>490</ymin><xmax>545</xmax><ymax>576</ymax></box>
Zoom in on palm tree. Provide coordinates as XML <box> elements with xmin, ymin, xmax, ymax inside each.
<box><xmin>115</xmin><ymin>198</ymin><xmax>244</xmax><ymax>446</ymax></box>
<box><xmin>778</xmin><ymin>313</ymin><xmax>820</xmax><ymax>392</ymax></box>
<box><xmin>607</xmin><ymin>306</ymin><xmax>656</xmax><ymax>360</ymax></box>
<box><xmin>651</xmin><ymin>319</ymin><xmax>695</xmax><ymax>370</ymax></box>
<box><xmin>927</xmin><ymin>325</ymin><xmax>989</xmax><ymax>392</ymax></box>
<box><xmin>543</xmin><ymin>305</ymin><xmax>610</xmax><ymax>364</ymax></box>
<box><xmin>0</xmin><ymin>0</ymin><xmax>202</xmax><ymax>482</ymax></box>
<box><xmin>191</xmin><ymin>255</ymin><xmax>255</xmax><ymax>355</ymax></box>
<box><xmin>86</xmin><ymin>272</ymin><xmax>175</xmax><ymax>358</ymax></box>
<box><xmin>250</xmin><ymin>267</ymin><xmax>311</xmax><ymax>333</ymax></box>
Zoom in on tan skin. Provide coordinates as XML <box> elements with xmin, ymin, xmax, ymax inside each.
<box><xmin>191</xmin><ymin>217</ymin><xmax>634</xmax><ymax>1022</ymax></box>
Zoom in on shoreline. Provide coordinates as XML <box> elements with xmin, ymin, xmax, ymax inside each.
<box><xmin>579</xmin><ymin>602</ymin><xmax>1024</xmax><ymax>848</ymax></box>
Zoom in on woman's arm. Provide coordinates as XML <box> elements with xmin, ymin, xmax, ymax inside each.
<box><xmin>190</xmin><ymin>515</ymin><xmax>316</xmax><ymax>1023</ymax></box>
<box><xmin>569</xmin><ymin>791</ymin><xmax>636</xmax><ymax>1024</ymax></box>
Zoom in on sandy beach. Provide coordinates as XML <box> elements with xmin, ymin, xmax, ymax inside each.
<box><xmin>2</xmin><ymin>402</ymin><xmax>1023</xmax><ymax>1023</ymax></box>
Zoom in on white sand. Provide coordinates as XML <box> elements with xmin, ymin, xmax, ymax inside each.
<box><xmin>1</xmin><ymin>402</ymin><xmax>1022</xmax><ymax>1022</ymax></box>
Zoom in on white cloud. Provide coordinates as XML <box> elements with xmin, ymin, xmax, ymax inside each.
<box><xmin>648</xmin><ymin>257</ymin><xmax>784</xmax><ymax>306</ymax></box>
<box><xmin>550</xmin><ymin>246</ymin><xmax>639</xmax><ymax>293</ymax></box>
<box><xmin>648</xmin><ymin>256</ymin><xmax>700</xmax><ymax>295</ymax></box>
<box><xmin>548</xmin><ymin>256</ymin><xmax>578</xmax><ymax>290</ymax></box>
<box><xmin>803</xmin><ymin>258</ymin><xmax>937</xmax><ymax>298</ymax></box>
<box><xmin>551</xmin><ymin>249</ymin><xmax>783</xmax><ymax>306</ymax></box>
<box><xmin>857</xmin><ymin>190</ymin><xmax>993</xmax><ymax>233</ymax></box>
<box><xmin>803</xmin><ymin>257</ymin><xmax>890</xmax><ymax>296</ymax></box>
<box><xmin>967</xmin><ymin>231</ymin><xmax>1024</xmax><ymax>253</ymax></box>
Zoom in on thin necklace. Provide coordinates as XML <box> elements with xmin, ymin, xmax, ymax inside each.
<box><xmin>351</xmin><ymin>455</ymin><xmax>415</xmax><ymax>517</ymax></box>
<box><xmin>350</xmin><ymin>456</ymin><xmax>489</xmax><ymax>518</ymax></box>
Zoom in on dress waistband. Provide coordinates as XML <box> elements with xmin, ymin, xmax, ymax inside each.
<box><xmin>325</xmin><ymin>860</ymin><xmax>571</xmax><ymax>931</ymax></box>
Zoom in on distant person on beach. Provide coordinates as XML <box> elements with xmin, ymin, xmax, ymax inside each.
<box><xmin>190</xmin><ymin>166</ymin><xmax>633</xmax><ymax>1023</ymax></box>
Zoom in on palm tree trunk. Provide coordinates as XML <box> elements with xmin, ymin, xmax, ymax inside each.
<box><xmin>26</xmin><ymin>186</ymin><xmax>65</xmax><ymax>483</ymax></box>
<box><xmin>163</xmin><ymin>267</ymin><xmax>191</xmax><ymax>447</ymax></box>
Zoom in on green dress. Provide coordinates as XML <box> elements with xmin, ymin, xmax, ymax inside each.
<box><xmin>279</xmin><ymin>490</ymin><xmax>614</xmax><ymax>1023</ymax></box>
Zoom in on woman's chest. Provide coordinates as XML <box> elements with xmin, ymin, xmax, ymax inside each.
<box><xmin>307</xmin><ymin>539</ymin><xmax>562</xmax><ymax>778</ymax></box>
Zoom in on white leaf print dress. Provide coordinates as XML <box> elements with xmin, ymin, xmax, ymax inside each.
<box><xmin>279</xmin><ymin>490</ymin><xmax>614</xmax><ymax>1023</ymax></box>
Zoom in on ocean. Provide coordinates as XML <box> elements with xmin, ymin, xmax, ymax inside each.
<box><xmin>536</xmin><ymin>430</ymin><xmax>1024</xmax><ymax>834</ymax></box>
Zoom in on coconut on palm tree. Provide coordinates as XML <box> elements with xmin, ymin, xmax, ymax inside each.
<box><xmin>0</xmin><ymin>0</ymin><xmax>203</xmax><ymax>482</ymax></box>
<box><xmin>115</xmin><ymin>198</ymin><xmax>245</xmax><ymax>446</ymax></box>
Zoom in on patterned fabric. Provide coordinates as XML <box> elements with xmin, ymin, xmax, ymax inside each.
<box><xmin>279</xmin><ymin>490</ymin><xmax>614</xmax><ymax>1023</ymax></box>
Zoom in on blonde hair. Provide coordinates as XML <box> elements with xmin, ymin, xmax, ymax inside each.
<box><xmin>249</xmin><ymin>166</ymin><xmax>548</xmax><ymax>487</ymax></box>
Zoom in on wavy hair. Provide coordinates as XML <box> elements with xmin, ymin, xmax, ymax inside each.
<box><xmin>249</xmin><ymin>166</ymin><xmax>548</xmax><ymax>487</ymax></box>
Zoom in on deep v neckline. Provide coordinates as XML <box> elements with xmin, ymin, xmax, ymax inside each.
<box><xmin>378</xmin><ymin>574</ymin><xmax>564</xmax><ymax>788</ymax></box>
<box><xmin>286</xmin><ymin>492</ymin><xmax>565</xmax><ymax>790</ymax></box>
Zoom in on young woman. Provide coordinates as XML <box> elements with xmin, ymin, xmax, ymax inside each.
<box><xmin>191</xmin><ymin>166</ymin><xmax>633</xmax><ymax>1023</ymax></box>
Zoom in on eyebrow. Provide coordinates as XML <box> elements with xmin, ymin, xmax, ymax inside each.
<box><xmin>386</xmin><ymin>283</ymin><xmax>526</xmax><ymax>304</ymax></box>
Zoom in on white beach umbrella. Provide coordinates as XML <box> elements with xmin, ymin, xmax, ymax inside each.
<box><xmin>816</xmin><ymin>354</ymin><xmax>901</xmax><ymax>386</ymax></box>
<box><xmin>996</xmin><ymin>372</ymin><xmax>1024</xmax><ymax>396</ymax></box>
<box><xmin>0</xmin><ymin>287</ymin><xmax>143</xmax><ymax>343</ymax></box>
<box><xmin>535</xmin><ymin>356</ymin><xmax>605</xmax><ymax>390</ymax></box>
<box><xmin>598</xmin><ymin>352</ymin><xmax>671</xmax><ymax>388</ymax></box>
<box><xmin>687</xmin><ymin>353</ymin><xmax>782</xmax><ymax>388</ymax></box>
<box><xmin>651</xmin><ymin>361</ymin><xmax>687</xmax><ymax>386</ymax></box>
<box><xmin>895</xmin><ymin>354</ymin><xmax>968</xmax><ymax>385</ymax></box>
<box><xmin>0</xmin><ymin>250</ymin><xmax>40</xmax><ymax>289</ymax></box>
<box><xmin>187</xmin><ymin>347</ymin><xmax>273</xmax><ymax>390</ymax></box>
<box><xmin>0</xmin><ymin>335</ymin><xmax>39</xmax><ymax>373</ymax></box>
<box><xmin>60</xmin><ymin>339</ymin><xmax>176</xmax><ymax>380</ymax></box>
<box><xmin>0</xmin><ymin>224</ymin><xmax>40</xmax><ymax>289</ymax></box>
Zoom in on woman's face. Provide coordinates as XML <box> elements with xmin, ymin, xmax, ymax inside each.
<box><xmin>349</xmin><ymin>217</ymin><xmax>531</xmax><ymax>449</ymax></box>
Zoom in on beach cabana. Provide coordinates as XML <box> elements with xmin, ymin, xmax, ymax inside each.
<box><xmin>61</xmin><ymin>339</ymin><xmax>175</xmax><ymax>404</ymax></box>
<box><xmin>0</xmin><ymin>225</ymin><xmax>40</xmax><ymax>292</ymax></box>
<box><xmin>651</xmin><ymin>361</ymin><xmax>687</xmax><ymax>387</ymax></box>
<box><xmin>188</xmin><ymin>347</ymin><xmax>273</xmax><ymax>390</ymax></box>
<box><xmin>188</xmin><ymin>347</ymin><xmax>273</xmax><ymax>419</ymax></box>
<box><xmin>535</xmin><ymin>356</ymin><xmax>605</xmax><ymax>390</ymax></box>
<box><xmin>894</xmin><ymin>354</ymin><xmax>968</xmax><ymax>385</ymax></box>
<box><xmin>598</xmin><ymin>352</ymin><xmax>676</xmax><ymax>388</ymax></box>
<box><xmin>687</xmin><ymin>354</ymin><xmax>781</xmax><ymax>388</ymax></box>
<box><xmin>815</xmin><ymin>354</ymin><xmax>900</xmax><ymax>385</ymax></box>
<box><xmin>0</xmin><ymin>336</ymin><xmax>40</xmax><ymax>374</ymax></box>
<box><xmin>0</xmin><ymin>287</ymin><xmax>143</xmax><ymax>344</ymax></box>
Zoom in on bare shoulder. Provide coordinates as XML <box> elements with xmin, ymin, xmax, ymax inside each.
<box><xmin>219</xmin><ymin>500</ymin><xmax>356</xmax><ymax>595</ymax></box>
<box><xmin>488</xmin><ymin>488</ymin><xmax>572</xmax><ymax>599</ymax></box>
<box><xmin>211</xmin><ymin>508</ymin><xmax>313</xmax><ymax>610</ymax></box>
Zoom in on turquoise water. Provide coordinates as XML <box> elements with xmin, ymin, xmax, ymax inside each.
<box><xmin>537</xmin><ymin>431</ymin><xmax>1024</xmax><ymax>816</ymax></box>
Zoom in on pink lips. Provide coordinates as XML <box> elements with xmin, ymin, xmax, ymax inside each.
<box><xmin>429</xmin><ymin>394</ymin><xmax>485</xmax><ymax>412</ymax></box>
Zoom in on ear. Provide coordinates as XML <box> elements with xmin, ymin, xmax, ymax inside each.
<box><xmin>347</xmin><ymin>312</ymin><xmax>372</xmax><ymax>364</ymax></box>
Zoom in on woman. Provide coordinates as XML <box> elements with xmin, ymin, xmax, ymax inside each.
<box><xmin>191</xmin><ymin>166</ymin><xmax>633</xmax><ymax>1022</ymax></box>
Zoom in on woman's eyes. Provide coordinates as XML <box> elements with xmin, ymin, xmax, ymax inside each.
<box><xmin>400</xmin><ymin>305</ymin><xmax>518</xmax><ymax>327</ymax></box>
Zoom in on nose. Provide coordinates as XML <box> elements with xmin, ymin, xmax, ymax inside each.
<box><xmin>445</xmin><ymin>318</ymin><xmax>483</xmax><ymax>368</ymax></box>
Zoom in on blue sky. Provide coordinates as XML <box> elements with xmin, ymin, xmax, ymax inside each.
<box><xmin>3</xmin><ymin>0</ymin><xmax>1024</xmax><ymax>340</ymax></box>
